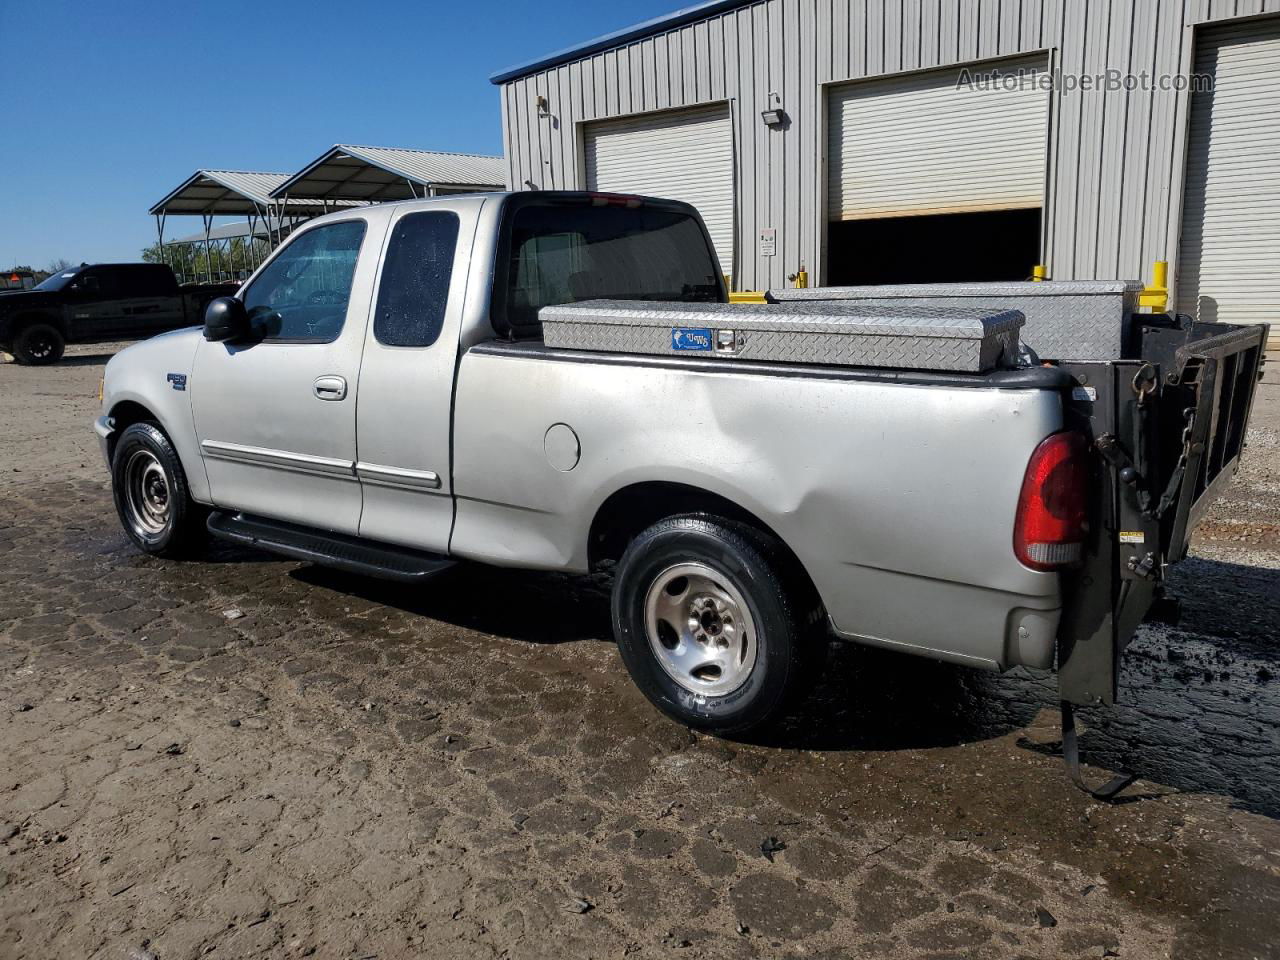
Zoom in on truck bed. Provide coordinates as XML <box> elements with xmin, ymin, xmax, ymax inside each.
<box><xmin>452</xmin><ymin>338</ymin><xmax>1073</xmax><ymax>673</ymax></box>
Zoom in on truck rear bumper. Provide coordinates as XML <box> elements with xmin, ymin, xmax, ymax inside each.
<box><xmin>826</xmin><ymin>570</ymin><xmax>1059</xmax><ymax>671</ymax></box>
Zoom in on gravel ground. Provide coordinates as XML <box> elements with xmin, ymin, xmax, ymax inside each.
<box><xmin>0</xmin><ymin>343</ymin><xmax>1278</xmax><ymax>960</ymax></box>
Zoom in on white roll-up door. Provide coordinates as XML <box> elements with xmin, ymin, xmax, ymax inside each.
<box><xmin>1177</xmin><ymin>19</ymin><xmax>1280</xmax><ymax>328</ymax></box>
<box><xmin>827</xmin><ymin>55</ymin><xmax>1050</xmax><ymax>221</ymax></box>
<box><xmin>584</xmin><ymin>105</ymin><xmax>735</xmax><ymax>275</ymax></box>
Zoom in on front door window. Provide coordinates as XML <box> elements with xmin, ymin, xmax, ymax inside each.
<box><xmin>241</xmin><ymin>220</ymin><xmax>366</xmax><ymax>342</ymax></box>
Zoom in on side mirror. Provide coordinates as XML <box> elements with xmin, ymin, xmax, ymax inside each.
<box><xmin>203</xmin><ymin>296</ymin><xmax>250</xmax><ymax>342</ymax></box>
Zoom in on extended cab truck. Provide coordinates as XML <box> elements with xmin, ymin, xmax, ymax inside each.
<box><xmin>94</xmin><ymin>192</ymin><xmax>1266</xmax><ymax>796</ymax></box>
<box><xmin>0</xmin><ymin>262</ymin><xmax>233</xmax><ymax>364</ymax></box>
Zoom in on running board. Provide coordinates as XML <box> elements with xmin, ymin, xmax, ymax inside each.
<box><xmin>207</xmin><ymin>511</ymin><xmax>454</xmax><ymax>583</ymax></box>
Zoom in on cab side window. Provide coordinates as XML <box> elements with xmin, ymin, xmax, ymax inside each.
<box><xmin>118</xmin><ymin>266</ymin><xmax>171</xmax><ymax>298</ymax></box>
<box><xmin>75</xmin><ymin>269</ymin><xmax>118</xmax><ymax>298</ymax></box>
<box><xmin>373</xmin><ymin>212</ymin><xmax>459</xmax><ymax>348</ymax></box>
<box><xmin>241</xmin><ymin>220</ymin><xmax>366</xmax><ymax>342</ymax></box>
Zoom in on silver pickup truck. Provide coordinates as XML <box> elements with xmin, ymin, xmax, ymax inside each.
<box><xmin>94</xmin><ymin>192</ymin><xmax>1266</xmax><ymax>795</ymax></box>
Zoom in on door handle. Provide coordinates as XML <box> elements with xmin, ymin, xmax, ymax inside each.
<box><xmin>313</xmin><ymin>375</ymin><xmax>347</xmax><ymax>401</ymax></box>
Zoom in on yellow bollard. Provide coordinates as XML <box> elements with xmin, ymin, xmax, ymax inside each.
<box><xmin>1139</xmin><ymin>260</ymin><xmax>1169</xmax><ymax>312</ymax></box>
<box><xmin>1031</xmin><ymin>264</ymin><xmax>1048</xmax><ymax>282</ymax></box>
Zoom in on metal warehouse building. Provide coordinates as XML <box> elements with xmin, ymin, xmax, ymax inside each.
<box><xmin>493</xmin><ymin>0</ymin><xmax>1280</xmax><ymax>336</ymax></box>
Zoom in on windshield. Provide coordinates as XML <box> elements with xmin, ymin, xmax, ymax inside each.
<box><xmin>34</xmin><ymin>270</ymin><xmax>79</xmax><ymax>292</ymax></box>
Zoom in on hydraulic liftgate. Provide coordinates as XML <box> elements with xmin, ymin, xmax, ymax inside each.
<box><xmin>1054</xmin><ymin>315</ymin><xmax>1267</xmax><ymax>797</ymax></box>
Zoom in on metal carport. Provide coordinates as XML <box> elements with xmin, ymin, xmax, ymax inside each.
<box><xmin>149</xmin><ymin>170</ymin><xmax>355</xmax><ymax>282</ymax></box>
<box><xmin>270</xmin><ymin>145</ymin><xmax>505</xmax><ymax>205</ymax></box>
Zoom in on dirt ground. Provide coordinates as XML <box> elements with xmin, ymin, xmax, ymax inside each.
<box><xmin>1</xmin><ymin>342</ymin><xmax>1278</xmax><ymax>960</ymax></box>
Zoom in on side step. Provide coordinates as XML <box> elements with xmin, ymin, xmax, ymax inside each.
<box><xmin>207</xmin><ymin>511</ymin><xmax>454</xmax><ymax>584</ymax></box>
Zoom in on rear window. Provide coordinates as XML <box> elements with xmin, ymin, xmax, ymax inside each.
<box><xmin>116</xmin><ymin>265</ymin><xmax>173</xmax><ymax>298</ymax></box>
<box><xmin>494</xmin><ymin>199</ymin><xmax>723</xmax><ymax>336</ymax></box>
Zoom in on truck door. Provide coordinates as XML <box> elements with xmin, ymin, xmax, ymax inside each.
<box><xmin>117</xmin><ymin>265</ymin><xmax>185</xmax><ymax>336</ymax></box>
<box><xmin>189</xmin><ymin>217</ymin><xmax>380</xmax><ymax>534</ymax></box>
<box><xmin>354</xmin><ymin>205</ymin><xmax>472</xmax><ymax>552</ymax></box>
<box><xmin>66</xmin><ymin>267</ymin><xmax>130</xmax><ymax>340</ymax></box>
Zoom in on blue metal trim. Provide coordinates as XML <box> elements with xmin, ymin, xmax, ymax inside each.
<box><xmin>488</xmin><ymin>0</ymin><xmax>756</xmax><ymax>84</ymax></box>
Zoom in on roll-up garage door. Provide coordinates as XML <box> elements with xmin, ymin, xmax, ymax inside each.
<box><xmin>1177</xmin><ymin>19</ymin><xmax>1280</xmax><ymax>329</ymax></box>
<box><xmin>584</xmin><ymin>105</ymin><xmax>735</xmax><ymax>275</ymax></box>
<box><xmin>827</xmin><ymin>55</ymin><xmax>1050</xmax><ymax>221</ymax></box>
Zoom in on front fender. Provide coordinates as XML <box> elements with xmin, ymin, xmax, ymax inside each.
<box><xmin>100</xmin><ymin>329</ymin><xmax>210</xmax><ymax>503</ymax></box>
<box><xmin>0</xmin><ymin>309</ymin><xmax>64</xmax><ymax>344</ymax></box>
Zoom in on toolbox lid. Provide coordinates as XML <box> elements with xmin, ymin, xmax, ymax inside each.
<box><xmin>540</xmin><ymin>299</ymin><xmax>1025</xmax><ymax>341</ymax></box>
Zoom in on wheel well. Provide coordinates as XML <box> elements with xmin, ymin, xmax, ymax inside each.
<box><xmin>12</xmin><ymin>312</ymin><xmax>64</xmax><ymax>335</ymax></box>
<box><xmin>107</xmin><ymin>401</ymin><xmax>159</xmax><ymax>459</ymax></box>
<box><xmin>588</xmin><ymin>482</ymin><xmax>823</xmax><ymax>610</ymax></box>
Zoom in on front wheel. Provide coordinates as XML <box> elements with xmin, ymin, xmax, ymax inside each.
<box><xmin>611</xmin><ymin>516</ymin><xmax>818</xmax><ymax>735</ymax></box>
<box><xmin>12</xmin><ymin>323</ymin><xmax>65</xmax><ymax>365</ymax></box>
<box><xmin>111</xmin><ymin>422</ymin><xmax>206</xmax><ymax>558</ymax></box>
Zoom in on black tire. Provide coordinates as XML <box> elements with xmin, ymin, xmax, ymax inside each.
<box><xmin>12</xmin><ymin>323</ymin><xmax>65</xmax><ymax>365</ymax></box>
<box><xmin>611</xmin><ymin>515</ymin><xmax>819</xmax><ymax>735</ymax></box>
<box><xmin>110</xmin><ymin>422</ymin><xmax>207</xmax><ymax>558</ymax></box>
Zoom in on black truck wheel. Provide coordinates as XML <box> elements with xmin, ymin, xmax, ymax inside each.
<box><xmin>612</xmin><ymin>515</ymin><xmax>818</xmax><ymax>735</ymax></box>
<box><xmin>110</xmin><ymin>422</ymin><xmax>206</xmax><ymax>558</ymax></box>
<box><xmin>11</xmin><ymin>323</ymin><xmax>65</xmax><ymax>365</ymax></box>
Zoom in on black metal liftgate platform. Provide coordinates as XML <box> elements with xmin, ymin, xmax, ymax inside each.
<box><xmin>1053</xmin><ymin>315</ymin><xmax>1267</xmax><ymax>799</ymax></box>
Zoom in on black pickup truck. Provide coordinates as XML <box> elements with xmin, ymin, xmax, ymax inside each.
<box><xmin>0</xmin><ymin>263</ymin><xmax>234</xmax><ymax>364</ymax></box>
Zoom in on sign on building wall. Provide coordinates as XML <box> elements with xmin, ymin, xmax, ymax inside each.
<box><xmin>759</xmin><ymin>228</ymin><xmax>776</xmax><ymax>257</ymax></box>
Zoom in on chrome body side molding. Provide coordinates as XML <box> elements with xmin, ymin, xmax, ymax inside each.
<box><xmin>355</xmin><ymin>462</ymin><xmax>442</xmax><ymax>491</ymax></box>
<box><xmin>200</xmin><ymin>439</ymin><xmax>355</xmax><ymax>480</ymax></box>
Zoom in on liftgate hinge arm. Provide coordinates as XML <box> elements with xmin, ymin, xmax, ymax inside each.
<box><xmin>1094</xmin><ymin>434</ymin><xmax>1154</xmax><ymax>515</ymax></box>
<box><xmin>1095</xmin><ymin>417</ymin><xmax>1198</xmax><ymax>523</ymax></box>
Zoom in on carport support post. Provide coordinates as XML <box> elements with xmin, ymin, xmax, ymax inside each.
<box><xmin>244</xmin><ymin>212</ymin><xmax>260</xmax><ymax>276</ymax></box>
<box><xmin>154</xmin><ymin>213</ymin><xmax>169</xmax><ymax>280</ymax></box>
<box><xmin>202</xmin><ymin>214</ymin><xmax>215</xmax><ymax>283</ymax></box>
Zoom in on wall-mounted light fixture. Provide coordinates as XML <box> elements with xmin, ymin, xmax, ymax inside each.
<box><xmin>761</xmin><ymin>91</ymin><xmax>786</xmax><ymax>128</ymax></box>
<box><xmin>536</xmin><ymin>95</ymin><xmax>549</xmax><ymax>115</ymax></box>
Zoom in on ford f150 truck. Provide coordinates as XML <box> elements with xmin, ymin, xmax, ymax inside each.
<box><xmin>0</xmin><ymin>262</ymin><xmax>232</xmax><ymax>364</ymax></box>
<box><xmin>93</xmin><ymin>192</ymin><xmax>1266</xmax><ymax>797</ymax></box>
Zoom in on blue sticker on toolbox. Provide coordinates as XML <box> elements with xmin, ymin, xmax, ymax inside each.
<box><xmin>671</xmin><ymin>327</ymin><xmax>713</xmax><ymax>351</ymax></box>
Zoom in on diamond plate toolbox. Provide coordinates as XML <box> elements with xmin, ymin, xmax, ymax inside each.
<box><xmin>539</xmin><ymin>300</ymin><xmax>1025</xmax><ymax>373</ymax></box>
<box><xmin>768</xmin><ymin>280</ymin><xmax>1142</xmax><ymax>361</ymax></box>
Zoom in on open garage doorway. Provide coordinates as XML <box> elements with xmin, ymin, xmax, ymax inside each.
<box><xmin>826</xmin><ymin>55</ymin><xmax>1049</xmax><ymax>287</ymax></box>
<box><xmin>826</xmin><ymin>208</ymin><xmax>1042</xmax><ymax>286</ymax></box>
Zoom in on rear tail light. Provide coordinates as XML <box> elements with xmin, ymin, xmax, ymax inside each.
<box><xmin>1014</xmin><ymin>431</ymin><xmax>1090</xmax><ymax>571</ymax></box>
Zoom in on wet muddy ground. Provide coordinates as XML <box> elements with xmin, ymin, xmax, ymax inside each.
<box><xmin>1</xmin><ymin>345</ymin><xmax>1278</xmax><ymax>959</ymax></box>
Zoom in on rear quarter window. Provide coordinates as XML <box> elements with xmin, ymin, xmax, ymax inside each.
<box><xmin>373</xmin><ymin>211</ymin><xmax>460</xmax><ymax>348</ymax></box>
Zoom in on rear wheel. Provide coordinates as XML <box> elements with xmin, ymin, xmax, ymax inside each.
<box><xmin>611</xmin><ymin>515</ymin><xmax>819</xmax><ymax>735</ymax></box>
<box><xmin>111</xmin><ymin>422</ymin><xmax>206</xmax><ymax>558</ymax></box>
<box><xmin>12</xmin><ymin>323</ymin><xmax>65</xmax><ymax>365</ymax></box>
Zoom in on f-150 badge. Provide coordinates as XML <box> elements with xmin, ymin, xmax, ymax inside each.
<box><xmin>167</xmin><ymin>373</ymin><xmax>187</xmax><ymax>391</ymax></box>
<box><xmin>671</xmin><ymin>327</ymin><xmax>712</xmax><ymax>351</ymax></box>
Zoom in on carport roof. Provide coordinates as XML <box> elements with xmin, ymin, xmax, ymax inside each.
<box><xmin>270</xmin><ymin>145</ymin><xmax>506</xmax><ymax>202</ymax></box>
<box><xmin>149</xmin><ymin>170</ymin><xmax>357</xmax><ymax>216</ymax></box>
<box><xmin>172</xmin><ymin>220</ymin><xmax>280</xmax><ymax>244</ymax></box>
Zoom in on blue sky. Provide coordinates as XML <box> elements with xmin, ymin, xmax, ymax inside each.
<box><xmin>0</xmin><ymin>0</ymin><xmax>675</xmax><ymax>269</ymax></box>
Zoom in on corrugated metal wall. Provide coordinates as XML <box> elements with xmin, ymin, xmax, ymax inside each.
<box><xmin>499</xmin><ymin>0</ymin><xmax>1280</xmax><ymax>295</ymax></box>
